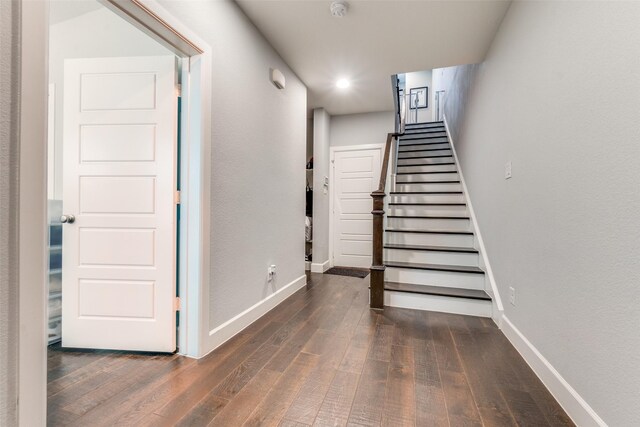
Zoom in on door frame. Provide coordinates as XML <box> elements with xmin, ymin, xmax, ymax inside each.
<box><xmin>18</xmin><ymin>0</ymin><xmax>213</xmax><ymax>424</ymax></box>
<box><xmin>329</xmin><ymin>143</ymin><xmax>384</xmax><ymax>269</ymax></box>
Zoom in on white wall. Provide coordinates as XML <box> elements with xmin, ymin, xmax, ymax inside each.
<box><xmin>48</xmin><ymin>3</ymin><xmax>170</xmax><ymax>200</ymax></box>
<box><xmin>405</xmin><ymin>70</ymin><xmax>433</xmax><ymax>123</ymax></box>
<box><xmin>329</xmin><ymin>111</ymin><xmax>395</xmax><ymax>147</ymax></box>
<box><xmin>440</xmin><ymin>63</ymin><xmax>480</xmax><ymax>144</ymax></box>
<box><xmin>0</xmin><ymin>0</ymin><xmax>20</xmax><ymax>424</ymax></box>
<box><xmin>312</xmin><ymin>109</ymin><xmax>330</xmax><ymax>271</ymax></box>
<box><xmin>157</xmin><ymin>0</ymin><xmax>307</xmax><ymax>339</ymax></box>
<box><xmin>447</xmin><ymin>2</ymin><xmax>640</xmax><ymax>425</ymax></box>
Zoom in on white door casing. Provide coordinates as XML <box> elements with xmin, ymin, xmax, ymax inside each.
<box><xmin>62</xmin><ymin>56</ymin><xmax>177</xmax><ymax>352</ymax></box>
<box><xmin>332</xmin><ymin>147</ymin><xmax>382</xmax><ymax>268</ymax></box>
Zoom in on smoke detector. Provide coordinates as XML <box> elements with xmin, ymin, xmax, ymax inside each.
<box><xmin>330</xmin><ymin>0</ymin><xmax>348</xmax><ymax>17</ymax></box>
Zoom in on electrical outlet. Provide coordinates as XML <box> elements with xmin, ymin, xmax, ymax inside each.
<box><xmin>268</xmin><ymin>265</ymin><xmax>277</xmax><ymax>280</ymax></box>
<box><xmin>505</xmin><ymin>161</ymin><xmax>512</xmax><ymax>179</ymax></box>
<box><xmin>509</xmin><ymin>286</ymin><xmax>516</xmax><ymax>306</ymax></box>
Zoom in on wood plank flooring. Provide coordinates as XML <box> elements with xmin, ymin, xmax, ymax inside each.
<box><xmin>47</xmin><ymin>273</ymin><xmax>574</xmax><ymax>426</ymax></box>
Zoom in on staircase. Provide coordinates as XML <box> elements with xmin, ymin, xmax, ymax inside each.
<box><xmin>376</xmin><ymin>121</ymin><xmax>492</xmax><ymax>317</ymax></box>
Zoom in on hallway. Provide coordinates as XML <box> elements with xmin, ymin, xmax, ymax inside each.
<box><xmin>47</xmin><ymin>273</ymin><xmax>572</xmax><ymax>426</ymax></box>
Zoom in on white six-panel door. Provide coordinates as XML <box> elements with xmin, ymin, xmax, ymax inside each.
<box><xmin>333</xmin><ymin>148</ymin><xmax>382</xmax><ymax>268</ymax></box>
<box><xmin>62</xmin><ymin>56</ymin><xmax>177</xmax><ymax>352</ymax></box>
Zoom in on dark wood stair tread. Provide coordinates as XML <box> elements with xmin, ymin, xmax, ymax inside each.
<box><xmin>384</xmin><ymin>244</ymin><xmax>478</xmax><ymax>253</ymax></box>
<box><xmin>384</xmin><ymin>261</ymin><xmax>484</xmax><ymax>274</ymax></box>
<box><xmin>397</xmin><ymin>162</ymin><xmax>456</xmax><ymax>167</ymax></box>
<box><xmin>399</xmin><ymin>140</ymin><xmax>450</xmax><ymax>147</ymax></box>
<box><xmin>387</xmin><ymin>215</ymin><xmax>469</xmax><ymax>219</ymax></box>
<box><xmin>383</xmin><ymin>281</ymin><xmax>491</xmax><ymax>301</ymax></box>
<box><xmin>400</xmin><ymin>134</ymin><xmax>449</xmax><ymax>141</ymax></box>
<box><xmin>390</xmin><ymin>191</ymin><xmax>462</xmax><ymax>194</ymax></box>
<box><xmin>403</xmin><ymin>129</ymin><xmax>447</xmax><ymax>135</ymax></box>
<box><xmin>396</xmin><ymin>180</ymin><xmax>460</xmax><ymax>184</ymax></box>
<box><xmin>398</xmin><ymin>154</ymin><xmax>453</xmax><ymax>160</ymax></box>
<box><xmin>396</xmin><ymin>171</ymin><xmax>458</xmax><ymax>175</ymax></box>
<box><xmin>385</xmin><ymin>228</ymin><xmax>473</xmax><ymax>235</ymax></box>
<box><xmin>398</xmin><ymin>146</ymin><xmax>451</xmax><ymax>153</ymax></box>
<box><xmin>389</xmin><ymin>202</ymin><xmax>466</xmax><ymax>206</ymax></box>
<box><xmin>405</xmin><ymin>120</ymin><xmax>444</xmax><ymax>125</ymax></box>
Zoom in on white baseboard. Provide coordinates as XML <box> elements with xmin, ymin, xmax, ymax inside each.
<box><xmin>442</xmin><ymin>115</ymin><xmax>504</xmax><ymax>324</ymax></box>
<box><xmin>311</xmin><ymin>260</ymin><xmax>330</xmax><ymax>273</ymax></box>
<box><xmin>201</xmin><ymin>274</ymin><xmax>307</xmax><ymax>358</ymax></box>
<box><xmin>305</xmin><ymin>261</ymin><xmax>311</xmax><ymax>271</ymax></box>
<box><xmin>501</xmin><ymin>315</ymin><xmax>607</xmax><ymax>427</ymax></box>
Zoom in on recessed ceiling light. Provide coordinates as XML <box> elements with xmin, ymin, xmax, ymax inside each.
<box><xmin>336</xmin><ymin>78</ymin><xmax>350</xmax><ymax>89</ymax></box>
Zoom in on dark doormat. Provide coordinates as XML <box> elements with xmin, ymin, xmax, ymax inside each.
<box><xmin>325</xmin><ymin>267</ymin><xmax>370</xmax><ymax>279</ymax></box>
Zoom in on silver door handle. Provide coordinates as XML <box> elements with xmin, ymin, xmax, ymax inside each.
<box><xmin>60</xmin><ymin>214</ymin><xmax>76</xmax><ymax>224</ymax></box>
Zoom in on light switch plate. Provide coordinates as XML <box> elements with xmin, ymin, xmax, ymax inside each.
<box><xmin>505</xmin><ymin>161</ymin><xmax>512</xmax><ymax>179</ymax></box>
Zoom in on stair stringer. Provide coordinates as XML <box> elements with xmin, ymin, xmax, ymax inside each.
<box><xmin>443</xmin><ymin>116</ymin><xmax>504</xmax><ymax>325</ymax></box>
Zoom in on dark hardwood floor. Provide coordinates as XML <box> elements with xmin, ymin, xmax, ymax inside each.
<box><xmin>47</xmin><ymin>273</ymin><xmax>573</xmax><ymax>426</ymax></box>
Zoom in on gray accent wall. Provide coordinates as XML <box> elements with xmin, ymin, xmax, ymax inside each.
<box><xmin>443</xmin><ymin>2</ymin><xmax>640</xmax><ymax>425</ymax></box>
<box><xmin>0</xmin><ymin>0</ymin><xmax>20</xmax><ymax>424</ymax></box>
<box><xmin>440</xmin><ymin>64</ymin><xmax>480</xmax><ymax>145</ymax></box>
<box><xmin>329</xmin><ymin>111</ymin><xmax>394</xmax><ymax>147</ymax></box>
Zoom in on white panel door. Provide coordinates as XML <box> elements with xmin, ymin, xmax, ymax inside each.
<box><xmin>62</xmin><ymin>56</ymin><xmax>177</xmax><ymax>352</ymax></box>
<box><xmin>333</xmin><ymin>148</ymin><xmax>382</xmax><ymax>268</ymax></box>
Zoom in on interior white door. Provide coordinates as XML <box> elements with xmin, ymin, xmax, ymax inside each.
<box><xmin>333</xmin><ymin>148</ymin><xmax>382</xmax><ymax>268</ymax></box>
<box><xmin>62</xmin><ymin>56</ymin><xmax>177</xmax><ymax>352</ymax></box>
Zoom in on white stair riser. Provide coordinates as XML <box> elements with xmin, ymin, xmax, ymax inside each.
<box><xmin>397</xmin><ymin>149</ymin><xmax>452</xmax><ymax>158</ymax></box>
<box><xmin>384</xmin><ymin>292</ymin><xmax>492</xmax><ymax>318</ymax></box>
<box><xmin>405</xmin><ymin>124</ymin><xmax>444</xmax><ymax>130</ymax></box>
<box><xmin>397</xmin><ymin>164</ymin><xmax>457</xmax><ymax>173</ymax></box>
<box><xmin>387</xmin><ymin>217</ymin><xmax>470</xmax><ymax>230</ymax></box>
<box><xmin>397</xmin><ymin>157</ymin><xmax>454</xmax><ymax>166</ymax></box>
<box><xmin>399</xmin><ymin>143</ymin><xmax>450</xmax><ymax>152</ymax></box>
<box><xmin>384</xmin><ymin>249</ymin><xmax>479</xmax><ymax>267</ymax></box>
<box><xmin>386</xmin><ymin>232</ymin><xmax>475</xmax><ymax>247</ymax></box>
<box><xmin>395</xmin><ymin>182</ymin><xmax>462</xmax><ymax>193</ymax></box>
<box><xmin>396</xmin><ymin>173</ymin><xmax>459</xmax><ymax>183</ymax></box>
<box><xmin>404</xmin><ymin>127</ymin><xmax>445</xmax><ymax>132</ymax></box>
<box><xmin>403</xmin><ymin>131</ymin><xmax>447</xmax><ymax>138</ymax></box>
<box><xmin>390</xmin><ymin>193</ymin><xmax>465</xmax><ymax>204</ymax></box>
<box><xmin>385</xmin><ymin>267</ymin><xmax>485</xmax><ymax>289</ymax></box>
<box><xmin>388</xmin><ymin>206</ymin><xmax>468</xmax><ymax>216</ymax></box>
<box><xmin>400</xmin><ymin>137</ymin><xmax>449</xmax><ymax>145</ymax></box>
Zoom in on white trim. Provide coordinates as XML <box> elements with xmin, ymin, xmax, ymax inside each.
<box><xmin>200</xmin><ymin>275</ymin><xmax>307</xmax><ymax>359</ymax></box>
<box><xmin>47</xmin><ymin>84</ymin><xmax>55</xmax><ymax>199</ymax></box>
<box><xmin>330</xmin><ymin>143</ymin><xmax>385</xmax><ymax>153</ymax></box>
<box><xmin>311</xmin><ymin>260</ymin><xmax>331</xmax><ymax>273</ymax></box>
<box><xmin>19</xmin><ymin>2</ymin><xmax>49</xmax><ymax>425</ymax></box>
<box><xmin>443</xmin><ymin>115</ymin><xmax>504</xmax><ymax>321</ymax></box>
<box><xmin>328</xmin><ymin>143</ymin><xmax>384</xmax><ymax>270</ymax></box>
<box><xmin>501</xmin><ymin>316</ymin><xmax>607</xmax><ymax>427</ymax></box>
<box><xmin>17</xmin><ymin>2</ymin><xmax>212</xmax><ymax>422</ymax></box>
<box><xmin>134</xmin><ymin>0</ymin><xmax>213</xmax><ymax>358</ymax></box>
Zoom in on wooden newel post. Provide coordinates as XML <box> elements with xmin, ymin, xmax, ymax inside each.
<box><xmin>370</xmin><ymin>133</ymin><xmax>396</xmax><ymax>310</ymax></box>
<box><xmin>370</xmin><ymin>191</ymin><xmax>386</xmax><ymax>309</ymax></box>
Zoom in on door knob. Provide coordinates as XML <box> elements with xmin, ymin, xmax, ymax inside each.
<box><xmin>60</xmin><ymin>214</ymin><xmax>76</xmax><ymax>224</ymax></box>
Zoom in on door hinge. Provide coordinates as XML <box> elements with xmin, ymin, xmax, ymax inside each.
<box><xmin>175</xmin><ymin>84</ymin><xmax>182</xmax><ymax>97</ymax></box>
<box><xmin>174</xmin><ymin>190</ymin><xmax>181</xmax><ymax>204</ymax></box>
<box><xmin>175</xmin><ymin>297</ymin><xmax>181</xmax><ymax>311</ymax></box>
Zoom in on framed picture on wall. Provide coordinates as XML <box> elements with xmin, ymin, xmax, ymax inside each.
<box><xmin>409</xmin><ymin>86</ymin><xmax>428</xmax><ymax>109</ymax></box>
